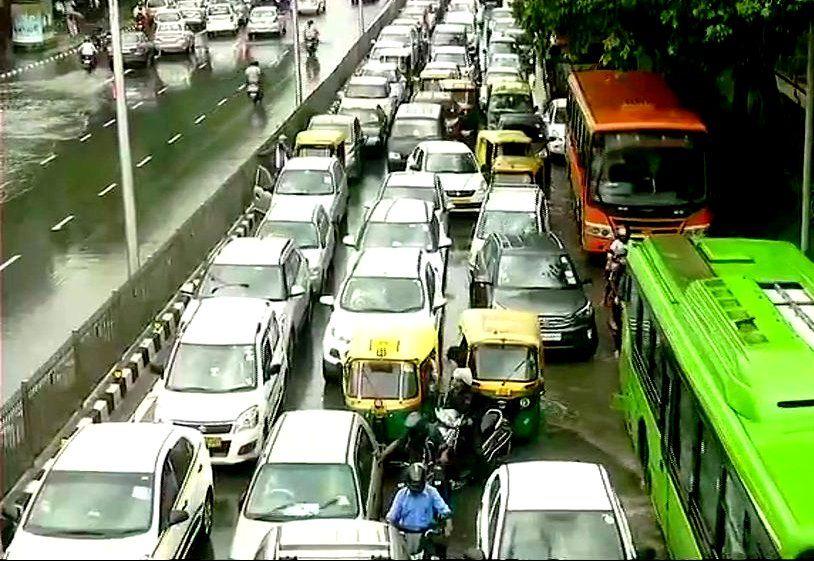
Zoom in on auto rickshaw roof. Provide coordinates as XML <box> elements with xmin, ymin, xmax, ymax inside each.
<box><xmin>439</xmin><ymin>78</ymin><xmax>476</xmax><ymax>91</ymax></box>
<box><xmin>491</xmin><ymin>80</ymin><xmax>532</xmax><ymax>95</ymax></box>
<box><xmin>348</xmin><ymin>322</ymin><xmax>438</xmax><ymax>362</ymax></box>
<box><xmin>493</xmin><ymin>155</ymin><xmax>541</xmax><ymax>173</ymax></box>
<box><xmin>477</xmin><ymin>129</ymin><xmax>532</xmax><ymax>145</ymax></box>
<box><xmin>459</xmin><ymin>308</ymin><xmax>540</xmax><ymax>348</ymax></box>
<box><xmin>295</xmin><ymin>129</ymin><xmax>347</xmax><ymax>146</ymax></box>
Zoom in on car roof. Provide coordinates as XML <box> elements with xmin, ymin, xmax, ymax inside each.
<box><xmin>493</xmin><ymin>231</ymin><xmax>564</xmax><ymax>254</ymax></box>
<box><xmin>368</xmin><ymin>197</ymin><xmax>434</xmax><ymax>224</ymax></box>
<box><xmin>418</xmin><ymin>140</ymin><xmax>471</xmax><ymax>153</ymax></box>
<box><xmin>310</xmin><ymin>113</ymin><xmax>356</xmax><ymax>126</ymax></box>
<box><xmin>435</xmin><ymin>23</ymin><xmax>466</xmax><ymax>31</ymax></box>
<box><xmin>395</xmin><ymin>103</ymin><xmax>442</xmax><ymax>119</ymax></box>
<box><xmin>362</xmin><ymin>60</ymin><xmax>398</xmax><ymax>72</ymax></box>
<box><xmin>373</xmin><ymin>39</ymin><xmax>405</xmax><ymax>50</ymax></box>
<box><xmin>265</xmin><ymin>201</ymin><xmax>321</xmax><ymax>223</ymax></box>
<box><xmin>348</xmin><ymin>75</ymin><xmax>388</xmax><ymax>86</ymax></box>
<box><xmin>181</xmin><ymin>297</ymin><xmax>272</xmax><ymax>345</ymax></box>
<box><xmin>252</xmin><ymin>5</ymin><xmax>277</xmax><ymax>11</ymax></box>
<box><xmin>434</xmin><ymin>45</ymin><xmax>466</xmax><ymax>53</ymax></box>
<box><xmin>53</xmin><ymin>423</ymin><xmax>176</xmax><ymax>473</ymax></box>
<box><xmin>382</xmin><ymin>24</ymin><xmax>412</xmax><ymax>33</ymax></box>
<box><xmin>267</xmin><ymin>410</ymin><xmax>356</xmax><ymax>464</ymax></box>
<box><xmin>352</xmin><ymin>247</ymin><xmax>423</xmax><ymax>278</ymax></box>
<box><xmin>212</xmin><ymin>236</ymin><xmax>289</xmax><ymax>266</ymax></box>
<box><xmin>384</xmin><ymin>171</ymin><xmax>437</xmax><ymax>188</ymax></box>
<box><xmin>425</xmin><ymin>61</ymin><xmax>459</xmax><ymax>70</ymax></box>
<box><xmin>283</xmin><ymin>156</ymin><xmax>335</xmax><ymax>171</ymax></box>
<box><xmin>503</xmin><ymin>461</ymin><xmax>613</xmax><ymax>512</ymax></box>
<box><xmin>485</xmin><ymin>187</ymin><xmax>539</xmax><ymax>211</ymax></box>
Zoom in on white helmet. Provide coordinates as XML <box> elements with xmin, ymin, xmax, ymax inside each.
<box><xmin>452</xmin><ymin>367</ymin><xmax>473</xmax><ymax>386</ymax></box>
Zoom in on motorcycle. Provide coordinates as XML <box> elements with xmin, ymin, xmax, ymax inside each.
<box><xmin>80</xmin><ymin>52</ymin><xmax>97</xmax><ymax>73</ymax></box>
<box><xmin>435</xmin><ymin>406</ymin><xmax>512</xmax><ymax>482</ymax></box>
<box><xmin>246</xmin><ymin>82</ymin><xmax>263</xmax><ymax>104</ymax></box>
<box><xmin>304</xmin><ymin>36</ymin><xmax>319</xmax><ymax>57</ymax></box>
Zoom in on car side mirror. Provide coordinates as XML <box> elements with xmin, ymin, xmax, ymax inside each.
<box><xmin>533</xmin><ymin>105</ymin><xmax>539</xmax><ymax>112</ymax></box>
<box><xmin>439</xmin><ymin>236</ymin><xmax>452</xmax><ymax>248</ymax></box>
<box><xmin>342</xmin><ymin>234</ymin><xmax>356</xmax><ymax>247</ymax></box>
<box><xmin>319</xmin><ymin>295</ymin><xmax>335</xmax><ymax>307</ymax></box>
<box><xmin>290</xmin><ymin>284</ymin><xmax>306</xmax><ymax>297</ymax></box>
<box><xmin>168</xmin><ymin>509</ymin><xmax>189</xmax><ymax>527</ymax></box>
<box><xmin>409</xmin><ymin>162</ymin><xmax>421</xmax><ymax>171</ymax></box>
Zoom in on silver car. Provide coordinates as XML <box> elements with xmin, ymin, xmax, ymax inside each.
<box><xmin>153</xmin><ymin>21</ymin><xmax>194</xmax><ymax>55</ymax></box>
<box><xmin>247</xmin><ymin>6</ymin><xmax>286</xmax><ymax>39</ymax></box>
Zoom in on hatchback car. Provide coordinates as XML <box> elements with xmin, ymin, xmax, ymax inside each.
<box><xmin>406</xmin><ymin>140</ymin><xmax>487</xmax><ymax>212</ymax></box>
<box><xmin>153</xmin><ymin>21</ymin><xmax>194</xmax><ymax>55</ymax></box>
<box><xmin>387</xmin><ymin>103</ymin><xmax>444</xmax><ymax>171</ymax></box>
<box><xmin>377</xmin><ymin>171</ymin><xmax>450</xmax><ymax>229</ymax></box>
<box><xmin>358</xmin><ymin>60</ymin><xmax>408</xmax><ymax>105</ymax></box>
<box><xmin>296</xmin><ymin>0</ymin><xmax>325</xmax><ymax>15</ymax></box>
<box><xmin>205</xmin><ymin>3</ymin><xmax>238</xmax><ymax>36</ymax></box>
<box><xmin>230</xmin><ymin>410</ymin><xmax>384</xmax><ymax>559</ymax></box>
<box><xmin>469</xmin><ymin>233</ymin><xmax>597</xmax><ymax>357</ymax></box>
<box><xmin>4</xmin><ymin>423</ymin><xmax>213</xmax><ymax>560</ymax></box>
<box><xmin>320</xmin><ymin>247</ymin><xmax>447</xmax><ymax>379</ymax></box>
<box><xmin>155</xmin><ymin>297</ymin><xmax>288</xmax><ymax>464</ymax></box>
<box><xmin>247</xmin><ymin>6</ymin><xmax>286</xmax><ymax>39</ymax></box>
<box><xmin>477</xmin><ymin>461</ymin><xmax>636</xmax><ymax>559</ymax></box>
<box><xmin>470</xmin><ymin>186</ymin><xmax>548</xmax><ymax>265</ymax></box>
<box><xmin>431</xmin><ymin>45</ymin><xmax>474</xmax><ymax>79</ymax></box>
<box><xmin>258</xmin><ymin>202</ymin><xmax>335</xmax><ymax>294</ymax></box>
<box><xmin>430</xmin><ymin>23</ymin><xmax>467</xmax><ymax>56</ymax></box>
<box><xmin>342</xmin><ymin>76</ymin><xmax>396</xmax><ymax>121</ymax></box>
<box><xmin>177</xmin><ymin>1</ymin><xmax>204</xmax><ymax>29</ymax></box>
<box><xmin>116</xmin><ymin>31</ymin><xmax>155</xmax><ymax>67</ymax></box>
<box><xmin>271</xmin><ymin>157</ymin><xmax>349</xmax><ymax>226</ymax></box>
<box><xmin>543</xmin><ymin>97</ymin><xmax>567</xmax><ymax>157</ymax></box>
<box><xmin>338</xmin><ymin>99</ymin><xmax>389</xmax><ymax>150</ymax></box>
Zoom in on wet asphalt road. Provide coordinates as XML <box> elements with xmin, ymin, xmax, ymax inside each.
<box><xmin>200</xmin><ymin>153</ymin><xmax>667</xmax><ymax>558</ymax></box>
<box><xmin>0</xmin><ymin>0</ymin><xmax>385</xmax><ymax>399</ymax></box>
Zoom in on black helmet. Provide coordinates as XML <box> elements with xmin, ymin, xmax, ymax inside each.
<box><xmin>405</xmin><ymin>411</ymin><xmax>426</xmax><ymax>436</ymax></box>
<box><xmin>405</xmin><ymin>462</ymin><xmax>426</xmax><ymax>493</ymax></box>
<box><xmin>307</xmin><ymin>19</ymin><xmax>314</xmax><ymax>25</ymax></box>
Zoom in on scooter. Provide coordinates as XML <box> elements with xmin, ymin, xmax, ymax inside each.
<box><xmin>80</xmin><ymin>53</ymin><xmax>97</xmax><ymax>73</ymax></box>
<box><xmin>246</xmin><ymin>82</ymin><xmax>263</xmax><ymax>104</ymax></box>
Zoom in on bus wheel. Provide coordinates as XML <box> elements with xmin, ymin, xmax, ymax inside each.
<box><xmin>637</xmin><ymin>420</ymin><xmax>651</xmax><ymax>492</ymax></box>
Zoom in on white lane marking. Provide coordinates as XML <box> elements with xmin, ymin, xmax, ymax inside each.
<box><xmin>167</xmin><ymin>133</ymin><xmax>183</xmax><ymax>144</ymax></box>
<box><xmin>135</xmin><ymin>155</ymin><xmax>153</xmax><ymax>168</ymax></box>
<box><xmin>157</xmin><ymin>86</ymin><xmax>168</xmax><ymax>95</ymax></box>
<box><xmin>217</xmin><ymin>97</ymin><xmax>228</xmax><ymax>106</ymax></box>
<box><xmin>39</xmin><ymin>154</ymin><xmax>57</xmax><ymax>166</ymax></box>
<box><xmin>103</xmin><ymin>118</ymin><xmax>116</xmax><ymax>128</ymax></box>
<box><xmin>97</xmin><ymin>182</ymin><xmax>117</xmax><ymax>197</ymax></box>
<box><xmin>51</xmin><ymin>215</ymin><xmax>75</xmax><ymax>231</ymax></box>
<box><xmin>194</xmin><ymin>114</ymin><xmax>206</xmax><ymax>124</ymax></box>
<box><xmin>79</xmin><ymin>133</ymin><xmax>92</xmax><ymax>142</ymax></box>
<box><xmin>124</xmin><ymin>68</ymin><xmax>134</xmax><ymax>75</ymax></box>
<box><xmin>131</xmin><ymin>101</ymin><xmax>144</xmax><ymax>109</ymax></box>
<box><xmin>197</xmin><ymin>62</ymin><xmax>207</xmax><ymax>69</ymax></box>
<box><xmin>0</xmin><ymin>254</ymin><xmax>21</xmax><ymax>273</ymax></box>
<box><xmin>105</xmin><ymin>76</ymin><xmax>114</xmax><ymax>84</ymax></box>
<box><xmin>237</xmin><ymin>83</ymin><xmax>246</xmax><ymax>91</ymax></box>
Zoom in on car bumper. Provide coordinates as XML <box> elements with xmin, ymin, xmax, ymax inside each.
<box><xmin>154</xmin><ymin>40</ymin><xmax>189</xmax><ymax>52</ymax></box>
<box><xmin>203</xmin><ymin>427</ymin><xmax>263</xmax><ymax>465</ymax></box>
<box><xmin>247</xmin><ymin>24</ymin><xmax>282</xmax><ymax>34</ymax></box>
<box><xmin>298</xmin><ymin>5</ymin><xmax>320</xmax><ymax>14</ymax></box>
<box><xmin>207</xmin><ymin>22</ymin><xmax>237</xmax><ymax>32</ymax></box>
<box><xmin>540</xmin><ymin>322</ymin><xmax>596</xmax><ymax>351</ymax></box>
<box><xmin>183</xmin><ymin>17</ymin><xmax>203</xmax><ymax>26</ymax></box>
<box><xmin>446</xmin><ymin>190</ymin><xmax>485</xmax><ymax>212</ymax></box>
<box><xmin>121</xmin><ymin>52</ymin><xmax>148</xmax><ymax>63</ymax></box>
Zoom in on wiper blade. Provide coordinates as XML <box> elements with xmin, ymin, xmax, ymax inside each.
<box><xmin>209</xmin><ymin>282</ymin><xmax>250</xmax><ymax>294</ymax></box>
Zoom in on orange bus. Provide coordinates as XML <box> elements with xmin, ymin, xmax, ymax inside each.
<box><xmin>566</xmin><ymin>70</ymin><xmax>711</xmax><ymax>253</ymax></box>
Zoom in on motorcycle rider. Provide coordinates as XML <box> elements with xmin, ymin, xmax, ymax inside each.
<box><xmin>382</xmin><ymin>411</ymin><xmax>445</xmax><ymax>464</ymax></box>
<box><xmin>245</xmin><ymin>59</ymin><xmax>263</xmax><ymax>87</ymax></box>
<box><xmin>604</xmin><ymin>225</ymin><xmax>629</xmax><ymax>306</ymax></box>
<box><xmin>79</xmin><ymin>35</ymin><xmax>98</xmax><ymax>68</ymax></box>
<box><xmin>386</xmin><ymin>462</ymin><xmax>452</xmax><ymax>557</ymax></box>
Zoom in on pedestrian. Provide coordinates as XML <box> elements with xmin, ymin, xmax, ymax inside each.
<box><xmin>609</xmin><ymin>295</ymin><xmax>623</xmax><ymax>357</ymax></box>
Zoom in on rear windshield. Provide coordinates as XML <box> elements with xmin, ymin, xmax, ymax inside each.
<box><xmin>391</xmin><ymin>118</ymin><xmax>440</xmax><ymax>139</ymax></box>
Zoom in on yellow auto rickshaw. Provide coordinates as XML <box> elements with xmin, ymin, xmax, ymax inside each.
<box><xmin>294</xmin><ymin>129</ymin><xmax>347</xmax><ymax>168</ymax></box>
<box><xmin>343</xmin><ymin>323</ymin><xmax>440</xmax><ymax>442</ymax></box>
<box><xmin>491</xmin><ymin>155</ymin><xmax>550</xmax><ymax>196</ymax></box>
<box><xmin>475</xmin><ymin>129</ymin><xmax>534</xmax><ymax>175</ymax></box>
<box><xmin>486</xmin><ymin>79</ymin><xmax>534</xmax><ymax>129</ymax></box>
<box><xmin>446</xmin><ymin>308</ymin><xmax>544</xmax><ymax>439</ymax></box>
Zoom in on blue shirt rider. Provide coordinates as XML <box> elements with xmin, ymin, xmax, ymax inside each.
<box><xmin>387</xmin><ymin>463</ymin><xmax>452</xmax><ymax>544</ymax></box>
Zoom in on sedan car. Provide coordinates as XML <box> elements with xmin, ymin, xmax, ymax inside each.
<box><xmin>338</xmin><ymin>99</ymin><xmax>388</xmax><ymax>151</ymax></box>
<box><xmin>358</xmin><ymin>61</ymin><xmax>408</xmax><ymax>105</ymax></box>
<box><xmin>477</xmin><ymin>461</ymin><xmax>637</xmax><ymax>559</ymax></box>
<box><xmin>342</xmin><ymin>76</ymin><xmax>396</xmax><ymax>122</ymax></box>
<box><xmin>177</xmin><ymin>0</ymin><xmax>205</xmax><ymax>29</ymax></box>
<box><xmin>4</xmin><ymin>423</ymin><xmax>213</xmax><ymax>560</ymax></box>
<box><xmin>153</xmin><ymin>21</ymin><xmax>194</xmax><ymax>55</ymax></box>
<box><xmin>377</xmin><ymin>171</ymin><xmax>450</xmax><ymax>229</ymax></box>
<box><xmin>543</xmin><ymin>97</ymin><xmax>567</xmax><ymax>157</ymax></box>
<box><xmin>247</xmin><ymin>6</ymin><xmax>286</xmax><ymax>39</ymax></box>
<box><xmin>230</xmin><ymin>410</ymin><xmax>384</xmax><ymax>559</ymax></box>
<box><xmin>270</xmin><ymin>156</ymin><xmax>349</xmax><ymax>226</ymax></box>
<box><xmin>114</xmin><ymin>31</ymin><xmax>155</xmax><ymax>67</ymax></box>
<box><xmin>205</xmin><ymin>3</ymin><xmax>239</xmax><ymax>36</ymax></box>
<box><xmin>297</xmin><ymin>0</ymin><xmax>325</xmax><ymax>14</ymax></box>
<box><xmin>469</xmin><ymin>232</ymin><xmax>598</xmax><ymax>357</ymax></box>
<box><xmin>405</xmin><ymin>140</ymin><xmax>487</xmax><ymax>212</ymax></box>
<box><xmin>257</xmin><ymin>202</ymin><xmax>336</xmax><ymax>294</ymax></box>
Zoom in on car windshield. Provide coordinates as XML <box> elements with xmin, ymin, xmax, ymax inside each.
<box><xmin>490</xmin><ymin>54</ymin><xmax>520</xmax><ymax>67</ymax></box>
<box><xmin>276</xmin><ymin>169</ymin><xmax>334</xmax><ymax>195</ymax></box>
<box><xmin>198</xmin><ymin>263</ymin><xmax>286</xmax><ymax>300</ymax></box>
<box><xmin>435</xmin><ymin>52</ymin><xmax>465</xmax><ymax>65</ymax></box>
<box><xmin>340</xmin><ymin>107</ymin><xmax>379</xmax><ymax>127</ymax></box>
<box><xmin>447</xmin><ymin>88</ymin><xmax>475</xmax><ymax>106</ymax></box>
<box><xmin>487</xmin><ymin>70</ymin><xmax>520</xmax><ymax>82</ymax></box>
<box><xmin>493</xmin><ymin>173</ymin><xmax>533</xmax><ymax>184</ymax></box>
<box><xmin>340</xmin><ymin>277</ymin><xmax>424</xmax><ymax>313</ymax></box>
<box><xmin>251</xmin><ymin>9</ymin><xmax>276</xmax><ymax>19</ymax></box>
<box><xmin>381</xmin><ymin>187</ymin><xmax>438</xmax><ymax>208</ymax></box>
<box><xmin>360</xmin><ymin>221</ymin><xmax>436</xmax><ymax>250</ymax></box>
<box><xmin>432</xmin><ymin>32</ymin><xmax>464</xmax><ymax>46</ymax></box>
<box><xmin>179</xmin><ymin>2</ymin><xmax>199</xmax><ymax>9</ymax></box>
<box><xmin>346</xmin><ymin>83</ymin><xmax>387</xmax><ymax>99</ymax></box>
<box><xmin>489</xmin><ymin>93</ymin><xmax>533</xmax><ymax>113</ymax></box>
<box><xmin>310</xmin><ymin>123</ymin><xmax>353</xmax><ymax>139</ymax></box>
<box><xmin>425</xmin><ymin>151</ymin><xmax>477</xmax><ymax>173</ymax></box>
<box><xmin>391</xmin><ymin>119</ymin><xmax>440</xmax><ymax>139</ymax></box>
<box><xmin>489</xmin><ymin>43</ymin><xmax>515</xmax><ymax>55</ymax></box>
<box><xmin>347</xmin><ymin>360</ymin><xmax>419</xmax><ymax>399</ymax></box>
<box><xmin>258</xmin><ymin>221</ymin><xmax>319</xmax><ymax>249</ymax></box>
<box><xmin>593</xmin><ymin>133</ymin><xmax>707</xmax><ymax>207</ymax></box>
<box><xmin>499</xmin><ymin>510</ymin><xmax>625</xmax><ymax>560</ymax></box>
<box><xmin>473</xmin><ymin>344</ymin><xmax>537</xmax><ymax>382</ymax></box>
<box><xmin>245</xmin><ymin>464</ymin><xmax>359</xmax><ymax>522</ymax></box>
<box><xmin>156</xmin><ymin>11</ymin><xmax>181</xmax><ymax>21</ymax></box>
<box><xmin>553</xmin><ymin>105</ymin><xmax>567</xmax><ymax>124</ymax></box>
<box><xmin>208</xmin><ymin>5</ymin><xmax>229</xmax><ymax>15</ymax></box>
<box><xmin>25</xmin><ymin>471</ymin><xmax>153</xmax><ymax>538</ymax></box>
<box><xmin>167</xmin><ymin>343</ymin><xmax>256</xmax><ymax>392</ymax></box>
<box><xmin>478</xmin><ymin>211</ymin><xmax>537</xmax><ymax>238</ymax></box>
<box><xmin>378</xmin><ymin>32</ymin><xmax>408</xmax><ymax>45</ymax></box>
<box><xmin>498</xmin><ymin>253</ymin><xmax>579</xmax><ymax>289</ymax></box>
<box><xmin>158</xmin><ymin>22</ymin><xmax>183</xmax><ymax>32</ymax></box>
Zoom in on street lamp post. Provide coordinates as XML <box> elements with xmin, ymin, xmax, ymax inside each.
<box><xmin>801</xmin><ymin>22</ymin><xmax>813</xmax><ymax>253</ymax></box>
<box><xmin>357</xmin><ymin>0</ymin><xmax>364</xmax><ymax>37</ymax></box>
<box><xmin>107</xmin><ymin>0</ymin><xmax>139</xmax><ymax>276</ymax></box>
<box><xmin>291</xmin><ymin>0</ymin><xmax>304</xmax><ymax>105</ymax></box>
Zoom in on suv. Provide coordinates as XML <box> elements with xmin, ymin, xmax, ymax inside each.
<box><xmin>192</xmin><ymin>236</ymin><xmax>311</xmax><ymax>344</ymax></box>
<box><xmin>155</xmin><ymin>297</ymin><xmax>288</xmax><ymax>464</ymax></box>
<box><xmin>257</xmin><ymin>202</ymin><xmax>335</xmax><ymax>295</ymax></box>
<box><xmin>319</xmin><ymin>247</ymin><xmax>447</xmax><ymax>380</ymax></box>
<box><xmin>387</xmin><ymin>103</ymin><xmax>444</xmax><ymax>171</ymax></box>
<box><xmin>470</xmin><ymin>186</ymin><xmax>548</xmax><ymax>264</ymax></box>
<box><xmin>376</xmin><ymin>171</ymin><xmax>450</xmax><ymax>229</ymax></box>
<box><xmin>230</xmin><ymin>410</ymin><xmax>384</xmax><ymax>559</ymax></box>
<box><xmin>4</xmin><ymin>423</ymin><xmax>214</xmax><ymax>560</ymax></box>
<box><xmin>469</xmin><ymin>233</ymin><xmax>597</xmax><ymax>357</ymax></box>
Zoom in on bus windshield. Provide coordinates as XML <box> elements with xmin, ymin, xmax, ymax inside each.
<box><xmin>592</xmin><ymin>133</ymin><xmax>707</xmax><ymax>207</ymax></box>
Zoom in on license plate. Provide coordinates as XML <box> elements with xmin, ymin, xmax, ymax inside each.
<box><xmin>541</xmin><ymin>332</ymin><xmax>562</xmax><ymax>342</ymax></box>
<box><xmin>204</xmin><ymin>436</ymin><xmax>221</xmax><ymax>448</ymax></box>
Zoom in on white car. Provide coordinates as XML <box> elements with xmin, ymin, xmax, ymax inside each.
<box><xmin>320</xmin><ymin>247</ymin><xmax>447</xmax><ymax>380</ymax></box>
<box><xmin>4</xmin><ymin>423</ymin><xmax>213</xmax><ymax>560</ymax></box>
<box><xmin>543</xmin><ymin>97</ymin><xmax>567</xmax><ymax>156</ymax></box>
<box><xmin>477</xmin><ymin>461</ymin><xmax>637</xmax><ymax>559</ymax></box>
<box><xmin>257</xmin><ymin>202</ymin><xmax>336</xmax><ymax>295</ymax></box>
<box><xmin>358</xmin><ymin>60</ymin><xmax>408</xmax><ymax>105</ymax></box>
<box><xmin>345</xmin><ymin>197</ymin><xmax>451</xmax><ymax>291</ymax></box>
<box><xmin>297</xmin><ymin>0</ymin><xmax>325</xmax><ymax>15</ymax></box>
<box><xmin>177</xmin><ymin>1</ymin><xmax>205</xmax><ymax>28</ymax></box>
<box><xmin>153</xmin><ymin>21</ymin><xmax>194</xmax><ymax>54</ymax></box>
<box><xmin>406</xmin><ymin>140</ymin><xmax>487</xmax><ymax>212</ymax></box>
<box><xmin>154</xmin><ymin>297</ymin><xmax>288</xmax><ymax>465</ymax></box>
<box><xmin>377</xmin><ymin>171</ymin><xmax>451</xmax><ymax>230</ymax></box>
<box><xmin>342</xmin><ymin>75</ymin><xmax>396</xmax><ymax>121</ymax></box>
<box><xmin>247</xmin><ymin>6</ymin><xmax>286</xmax><ymax>39</ymax></box>
<box><xmin>153</xmin><ymin>7</ymin><xmax>184</xmax><ymax>24</ymax></box>
<box><xmin>488</xmin><ymin>52</ymin><xmax>522</xmax><ymax>72</ymax></box>
<box><xmin>205</xmin><ymin>3</ymin><xmax>239</xmax><ymax>36</ymax></box>
<box><xmin>270</xmin><ymin>157</ymin><xmax>349</xmax><ymax>227</ymax></box>
<box><xmin>230</xmin><ymin>410</ymin><xmax>384</xmax><ymax>559</ymax></box>
<box><xmin>469</xmin><ymin>186</ymin><xmax>548</xmax><ymax>265</ymax></box>
<box><xmin>431</xmin><ymin>45</ymin><xmax>474</xmax><ymax>78</ymax></box>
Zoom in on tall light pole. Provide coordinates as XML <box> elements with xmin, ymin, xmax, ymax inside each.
<box><xmin>357</xmin><ymin>0</ymin><xmax>364</xmax><ymax>37</ymax></box>
<box><xmin>801</xmin><ymin>22</ymin><xmax>813</xmax><ymax>253</ymax></box>
<box><xmin>291</xmin><ymin>0</ymin><xmax>303</xmax><ymax>105</ymax></box>
<box><xmin>107</xmin><ymin>0</ymin><xmax>139</xmax><ymax>276</ymax></box>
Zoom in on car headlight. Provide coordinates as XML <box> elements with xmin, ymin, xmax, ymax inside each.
<box><xmin>573</xmin><ymin>301</ymin><xmax>593</xmax><ymax>320</ymax></box>
<box><xmin>234</xmin><ymin>406</ymin><xmax>260</xmax><ymax>432</ymax></box>
<box><xmin>519</xmin><ymin>397</ymin><xmax>531</xmax><ymax>408</ymax></box>
<box><xmin>388</xmin><ymin>151</ymin><xmax>402</xmax><ymax>160</ymax></box>
<box><xmin>585</xmin><ymin>221</ymin><xmax>613</xmax><ymax>239</ymax></box>
<box><xmin>330</xmin><ymin>326</ymin><xmax>351</xmax><ymax>345</ymax></box>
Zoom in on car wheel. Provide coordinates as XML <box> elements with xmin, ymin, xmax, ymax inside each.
<box><xmin>202</xmin><ymin>491</ymin><xmax>214</xmax><ymax>537</ymax></box>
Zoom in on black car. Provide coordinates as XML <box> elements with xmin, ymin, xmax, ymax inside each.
<box><xmin>469</xmin><ymin>232</ymin><xmax>598</xmax><ymax>358</ymax></box>
<box><xmin>386</xmin><ymin>102</ymin><xmax>444</xmax><ymax>171</ymax></box>
<box><xmin>497</xmin><ymin>112</ymin><xmax>546</xmax><ymax>143</ymax></box>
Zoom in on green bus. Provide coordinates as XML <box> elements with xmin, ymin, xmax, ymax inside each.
<box><xmin>618</xmin><ymin>235</ymin><xmax>814</xmax><ymax>559</ymax></box>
